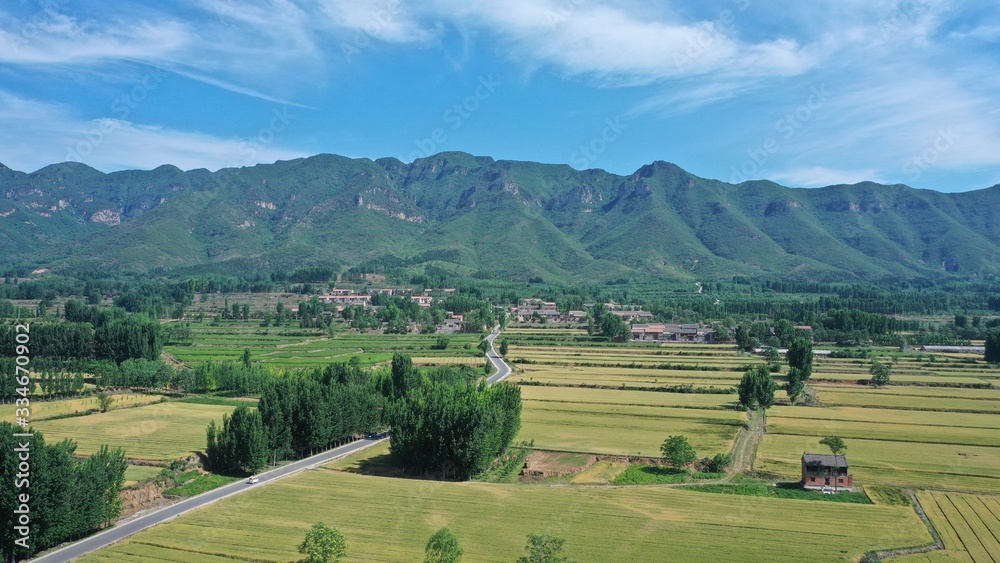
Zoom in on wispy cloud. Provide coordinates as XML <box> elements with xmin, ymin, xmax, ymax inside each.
<box><xmin>0</xmin><ymin>90</ymin><xmax>306</xmax><ymax>173</ymax></box>
<box><xmin>771</xmin><ymin>166</ymin><xmax>884</xmax><ymax>187</ymax></box>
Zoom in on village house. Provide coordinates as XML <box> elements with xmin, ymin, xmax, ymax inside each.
<box><xmin>631</xmin><ymin>323</ymin><xmax>716</xmax><ymax>343</ymax></box>
<box><xmin>613</xmin><ymin>310</ymin><xmax>655</xmax><ymax>322</ymax></box>
<box><xmin>318</xmin><ymin>293</ymin><xmax>371</xmax><ymax>305</ymax></box>
<box><xmin>411</xmin><ymin>295</ymin><xmax>434</xmax><ymax>307</ymax></box>
<box><xmin>801</xmin><ymin>453</ymin><xmax>853</xmax><ymax>492</ymax></box>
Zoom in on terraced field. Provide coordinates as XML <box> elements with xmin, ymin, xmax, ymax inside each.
<box><xmin>78</xmin><ymin>469</ymin><xmax>932</xmax><ymax>563</ymax></box>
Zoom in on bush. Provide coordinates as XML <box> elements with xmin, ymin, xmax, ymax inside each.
<box><xmin>698</xmin><ymin>453</ymin><xmax>730</xmax><ymax>474</ymax></box>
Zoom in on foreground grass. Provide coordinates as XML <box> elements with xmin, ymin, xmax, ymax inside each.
<box><xmin>683</xmin><ymin>482</ymin><xmax>872</xmax><ymax>504</ymax></box>
<box><xmin>80</xmin><ymin>469</ymin><xmax>931</xmax><ymax>562</ymax></box>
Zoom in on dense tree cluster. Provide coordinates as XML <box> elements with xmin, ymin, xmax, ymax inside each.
<box><xmin>389</xmin><ymin>355</ymin><xmax>521</xmax><ymax>479</ymax></box>
<box><xmin>0</xmin><ymin>424</ymin><xmax>127</xmax><ymax>561</ymax></box>
<box><xmin>252</xmin><ymin>362</ymin><xmax>386</xmax><ymax>463</ymax></box>
<box><xmin>206</xmin><ymin>405</ymin><xmax>269</xmax><ymax>475</ymax></box>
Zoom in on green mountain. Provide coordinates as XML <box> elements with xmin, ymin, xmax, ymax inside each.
<box><xmin>2</xmin><ymin>153</ymin><xmax>998</xmax><ymax>282</ymax></box>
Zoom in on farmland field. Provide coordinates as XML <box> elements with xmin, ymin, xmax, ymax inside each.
<box><xmin>78</xmin><ymin>469</ymin><xmax>932</xmax><ymax>563</ymax></box>
<box><xmin>517</xmin><ymin>385</ymin><xmax>743</xmax><ymax>456</ymax></box>
<box><xmin>510</xmin><ymin>364</ymin><xmax>744</xmax><ymax>388</ymax></box>
<box><xmin>895</xmin><ymin>491</ymin><xmax>1000</xmax><ymax>563</ymax></box>
<box><xmin>758</xmin><ymin>434</ymin><xmax>1000</xmax><ymax>493</ymax></box>
<box><xmin>32</xmin><ymin>401</ymin><xmax>238</xmax><ymax>461</ymax></box>
<box><xmin>0</xmin><ymin>393</ymin><xmax>163</xmax><ymax>421</ymax></box>
<box><xmin>166</xmin><ymin>319</ymin><xmax>483</xmax><ymax>368</ymax></box>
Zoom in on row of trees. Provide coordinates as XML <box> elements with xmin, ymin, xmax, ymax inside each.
<box><xmin>207</xmin><ymin>371</ymin><xmax>387</xmax><ymax>474</ymax></box>
<box><xmin>0</xmin><ymin>423</ymin><xmax>128</xmax><ymax>561</ymax></box>
<box><xmin>297</xmin><ymin>521</ymin><xmax>573</xmax><ymax>563</ymax></box>
<box><xmin>0</xmin><ymin>315</ymin><xmax>162</xmax><ymax>364</ymax></box>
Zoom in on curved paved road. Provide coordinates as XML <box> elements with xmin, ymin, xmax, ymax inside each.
<box><xmin>485</xmin><ymin>326</ymin><xmax>512</xmax><ymax>384</ymax></box>
<box><xmin>31</xmin><ymin>327</ymin><xmax>513</xmax><ymax>562</ymax></box>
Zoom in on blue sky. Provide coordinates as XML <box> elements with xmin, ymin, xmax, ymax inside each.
<box><xmin>1</xmin><ymin>0</ymin><xmax>998</xmax><ymax>192</ymax></box>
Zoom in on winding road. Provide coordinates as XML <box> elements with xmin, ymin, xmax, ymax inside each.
<box><xmin>30</xmin><ymin>328</ymin><xmax>513</xmax><ymax>562</ymax></box>
<box><xmin>485</xmin><ymin>325</ymin><xmax>512</xmax><ymax>384</ymax></box>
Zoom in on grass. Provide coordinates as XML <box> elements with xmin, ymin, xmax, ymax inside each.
<box><xmin>32</xmin><ymin>401</ymin><xmax>239</xmax><ymax>461</ymax></box>
<box><xmin>683</xmin><ymin>482</ymin><xmax>872</xmax><ymax>504</ymax></box>
<box><xmin>570</xmin><ymin>461</ymin><xmax>629</xmax><ymax>484</ymax></box>
<box><xmin>0</xmin><ymin>393</ymin><xmax>163</xmax><ymax>421</ymax></box>
<box><xmin>164</xmin><ymin>473</ymin><xmax>241</xmax><ymax>496</ymax></box>
<box><xmin>176</xmin><ymin>396</ymin><xmax>260</xmax><ymax>407</ymax></box>
<box><xmin>865</xmin><ymin>485</ymin><xmax>911</xmax><ymax>506</ymax></box>
<box><xmin>123</xmin><ymin>464</ymin><xmax>164</xmax><ymax>488</ymax></box>
<box><xmin>612</xmin><ymin>465</ymin><xmax>690</xmax><ymax>485</ymax></box>
<box><xmin>78</xmin><ymin>469</ymin><xmax>932</xmax><ymax>562</ymax></box>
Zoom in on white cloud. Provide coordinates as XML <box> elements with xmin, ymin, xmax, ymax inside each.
<box><xmin>771</xmin><ymin>166</ymin><xmax>883</xmax><ymax>187</ymax></box>
<box><xmin>0</xmin><ymin>11</ymin><xmax>190</xmax><ymax>64</ymax></box>
<box><xmin>0</xmin><ymin>90</ymin><xmax>306</xmax><ymax>173</ymax></box>
<box><xmin>427</xmin><ymin>0</ymin><xmax>815</xmax><ymax>85</ymax></box>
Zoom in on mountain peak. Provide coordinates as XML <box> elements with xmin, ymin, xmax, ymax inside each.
<box><xmin>31</xmin><ymin>161</ymin><xmax>105</xmax><ymax>178</ymax></box>
<box><xmin>633</xmin><ymin>160</ymin><xmax>684</xmax><ymax>179</ymax></box>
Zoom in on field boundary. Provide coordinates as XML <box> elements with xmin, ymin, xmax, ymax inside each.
<box><xmin>863</xmin><ymin>491</ymin><xmax>944</xmax><ymax>562</ymax></box>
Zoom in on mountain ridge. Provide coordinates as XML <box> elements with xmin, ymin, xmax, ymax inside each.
<box><xmin>2</xmin><ymin>152</ymin><xmax>999</xmax><ymax>282</ymax></box>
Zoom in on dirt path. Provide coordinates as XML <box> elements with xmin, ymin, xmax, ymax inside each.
<box><xmin>724</xmin><ymin>409</ymin><xmax>764</xmax><ymax>481</ymax></box>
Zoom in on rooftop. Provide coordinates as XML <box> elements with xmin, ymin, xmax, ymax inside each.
<box><xmin>802</xmin><ymin>453</ymin><xmax>848</xmax><ymax>468</ymax></box>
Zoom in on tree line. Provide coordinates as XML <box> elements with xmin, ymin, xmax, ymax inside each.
<box><xmin>204</xmin><ymin>355</ymin><xmax>521</xmax><ymax>480</ymax></box>
<box><xmin>0</xmin><ymin>423</ymin><xmax>127</xmax><ymax>561</ymax></box>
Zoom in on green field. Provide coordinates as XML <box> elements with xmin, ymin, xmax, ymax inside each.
<box><xmin>167</xmin><ymin>320</ymin><xmax>483</xmax><ymax>368</ymax></box>
<box><xmin>33</xmin><ymin>401</ymin><xmax>238</xmax><ymax>461</ymax></box>
<box><xmin>78</xmin><ymin>469</ymin><xmax>932</xmax><ymax>563</ymax></box>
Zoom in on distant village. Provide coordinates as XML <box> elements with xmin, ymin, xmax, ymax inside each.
<box><xmin>309</xmin><ymin>288</ymin><xmax>716</xmax><ymax>341</ymax></box>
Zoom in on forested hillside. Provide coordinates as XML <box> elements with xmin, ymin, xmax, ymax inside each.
<box><xmin>2</xmin><ymin>153</ymin><xmax>998</xmax><ymax>282</ymax></box>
